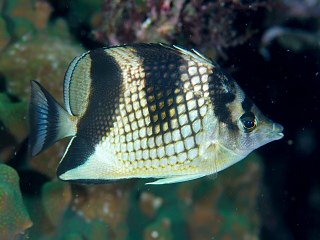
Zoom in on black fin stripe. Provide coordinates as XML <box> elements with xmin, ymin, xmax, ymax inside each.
<box><xmin>241</xmin><ymin>95</ymin><xmax>253</xmax><ymax>113</ymax></box>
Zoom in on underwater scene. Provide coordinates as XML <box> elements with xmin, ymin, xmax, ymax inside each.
<box><xmin>0</xmin><ymin>0</ymin><xmax>319</xmax><ymax>239</ymax></box>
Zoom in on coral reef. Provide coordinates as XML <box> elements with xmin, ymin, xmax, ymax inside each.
<box><xmin>0</xmin><ymin>16</ymin><xmax>10</xmax><ymax>51</ymax></box>
<box><xmin>0</xmin><ymin>92</ymin><xmax>28</xmax><ymax>162</ymax></box>
<box><xmin>24</xmin><ymin>180</ymin><xmax>70</xmax><ymax>239</ymax></box>
<box><xmin>0</xmin><ymin>93</ymin><xmax>28</xmax><ymax>142</ymax></box>
<box><xmin>93</xmin><ymin>0</ymin><xmax>275</xmax><ymax>59</ymax></box>
<box><xmin>24</xmin><ymin>180</ymin><xmax>132</xmax><ymax>239</ymax></box>
<box><xmin>42</xmin><ymin>181</ymin><xmax>72</xmax><ymax>227</ymax></box>
<box><xmin>126</xmin><ymin>153</ymin><xmax>262</xmax><ymax>240</ymax></box>
<box><xmin>20</xmin><ymin>154</ymin><xmax>262</xmax><ymax>240</ymax></box>
<box><xmin>0</xmin><ymin>22</ymin><xmax>84</xmax><ymax>173</ymax></box>
<box><xmin>186</xmin><ymin>155</ymin><xmax>261</xmax><ymax>239</ymax></box>
<box><xmin>69</xmin><ymin>182</ymin><xmax>133</xmax><ymax>240</ymax></box>
<box><xmin>0</xmin><ymin>0</ymin><xmax>84</xmax><ymax>174</ymax></box>
<box><xmin>1</xmin><ymin>0</ymin><xmax>53</xmax><ymax>39</ymax></box>
<box><xmin>0</xmin><ymin>20</ymin><xmax>84</xmax><ymax>103</ymax></box>
<box><xmin>260</xmin><ymin>0</ymin><xmax>320</xmax><ymax>59</ymax></box>
<box><xmin>0</xmin><ymin>164</ymin><xmax>32</xmax><ymax>240</ymax></box>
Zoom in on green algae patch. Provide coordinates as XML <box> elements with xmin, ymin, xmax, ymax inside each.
<box><xmin>0</xmin><ymin>93</ymin><xmax>28</xmax><ymax>142</ymax></box>
<box><xmin>0</xmin><ymin>164</ymin><xmax>32</xmax><ymax>240</ymax></box>
<box><xmin>0</xmin><ymin>16</ymin><xmax>10</xmax><ymax>50</ymax></box>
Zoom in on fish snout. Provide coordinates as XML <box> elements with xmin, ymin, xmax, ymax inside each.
<box><xmin>272</xmin><ymin>123</ymin><xmax>284</xmax><ymax>139</ymax></box>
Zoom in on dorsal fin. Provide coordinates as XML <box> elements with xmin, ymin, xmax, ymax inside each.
<box><xmin>158</xmin><ymin>43</ymin><xmax>213</xmax><ymax>65</ymax></box>
<box><xmin>64</xmin><ymin>51</ymin><xmax>92</xmax><ymax>117</ymax></box>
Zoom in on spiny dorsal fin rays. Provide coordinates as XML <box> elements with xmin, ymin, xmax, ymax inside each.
<box><xmin>190</xmin><ymin>48</ymin><xmax>213</xmax><ymax>63</ymax></box>
<box><xmin>158</xmin><ymin>43</ymin><xmax>213</xmax><ymax>65</ymax></box>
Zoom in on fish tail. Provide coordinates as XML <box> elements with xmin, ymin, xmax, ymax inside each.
<box><xmin>29</xmin><ymin>80</ymin><xmax>76</xmax><ymax>157</ymax></box>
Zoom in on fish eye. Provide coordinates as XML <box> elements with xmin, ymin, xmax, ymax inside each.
<box><xmin>240</xmin><ymin>112</ymin><xmax>257</xmax><ymax>132</ymax></box>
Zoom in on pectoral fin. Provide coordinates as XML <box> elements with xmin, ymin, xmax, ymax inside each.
<box><xmin>201</xmin><ymin>143</ymin><xmax>218</xmax><ymax>180</ymax></box>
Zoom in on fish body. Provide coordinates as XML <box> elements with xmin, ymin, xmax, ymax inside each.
<box><xmin>29</xmin><ymin>43</ymin><xmax>283</xmax><ymax>184</ymax></box>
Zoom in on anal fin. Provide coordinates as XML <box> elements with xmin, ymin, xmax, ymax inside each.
<box><xmin>57</xmin><ymin>136</ymin><xmax>94</xmax><ymax>180</ymax></box>
<box><xmin>57</xmin><ymin>137</ymin><xmax>123</xmax><ymax>184</ymax></box>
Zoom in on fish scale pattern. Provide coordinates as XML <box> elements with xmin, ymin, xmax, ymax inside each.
<box><xmin>103</xmin><ymin>46</ymin><xmax>214</xmax><ymax>176</ymax></box>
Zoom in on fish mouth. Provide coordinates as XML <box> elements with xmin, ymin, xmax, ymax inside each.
<box><xmin>271</xmin><ymin>123</ymin><xmax>284</xmax><ymax>140</ymax></box>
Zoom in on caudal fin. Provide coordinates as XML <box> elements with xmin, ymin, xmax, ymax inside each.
<box><xmin>29</xmin><ymin>80</ymin><xmax>76</xmax><ymax>157</ymax></box>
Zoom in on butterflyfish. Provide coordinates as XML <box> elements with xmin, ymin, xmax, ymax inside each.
<box><xmin>29</xmin><ymin>43</ymin><xmax>284</xmax><ymax>184</ymax></box>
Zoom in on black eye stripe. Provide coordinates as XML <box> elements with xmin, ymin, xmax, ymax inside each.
<box><xmin>241</xmin><ymin>95</ymin><xmax>253</xmax><ymax>112</ymax></box>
